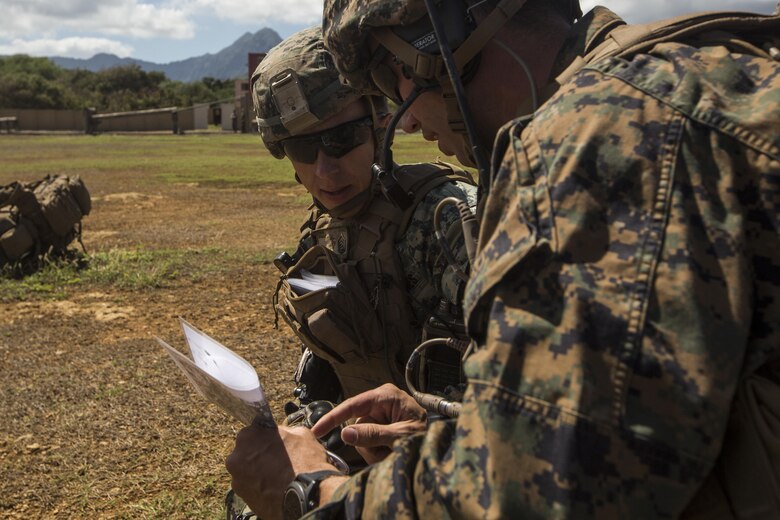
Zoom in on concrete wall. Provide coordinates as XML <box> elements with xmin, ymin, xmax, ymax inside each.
<box><xmin>0</xmin><ymin>105</ymin><xmax>217</xmax><ymax>133</ymax></box>
<box><xmin>177</xmin><ymin>105</ymin><xmax>208</xmax><ymax>131</ymax></box>
<box><xmin>93</xmin><ymin>108</ymin><xmax>176</xmax><ymax>132</ymax></box>
<box><xmin>220</xmin><ymin>103</ymin><xmax>235</xmax><ymax>132</ymax></box>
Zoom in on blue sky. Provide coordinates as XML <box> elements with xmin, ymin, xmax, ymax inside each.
<box><xmin>0</xmin><ymin>0</ymin><xmax>777</xmax><ymax>63</ymax></box>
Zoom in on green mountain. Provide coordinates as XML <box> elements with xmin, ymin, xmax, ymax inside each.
<box><xmin>50</xmin><ymin>28</ymin><xmax>282</xmax><ymax>82</ymax></box>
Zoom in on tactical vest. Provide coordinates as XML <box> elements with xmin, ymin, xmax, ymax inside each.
<box><xmin>0</xmin><ymin>174</ymin><xmax>91</xmax><ymax>267</ymax></box>
<box><xmin>275</xmin><ymin>162</ymin><xmax>473</xmax><ymax>399</ymax></box>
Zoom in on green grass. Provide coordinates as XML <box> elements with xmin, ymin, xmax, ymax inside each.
<box><xmin>0</xmin><ymin>133</ymin><xmax>292</xmax><ymax>187</ymax></box>
<box><xmin>0</xmin><ymin>248</ymin><xmax>256</xmax><ymax>301</ymax></box>
<box><xmin>0</xmin><ymin>131</ymin><xmax>458</xmax><ymax>519</ymax></box>
<box><xmin>0</xmin><ymin>132</ymin><xmax>450</xmax><ymax>188</ymax></box>
<box><xmin>0</xmin><ymin>131</ymin><xmax>453</xmax><ymax>301</ymax></box>
<box><xmin>121</xmin><ymin>491</ymin><xmax>222</xmax><ymax>520</ymax></box>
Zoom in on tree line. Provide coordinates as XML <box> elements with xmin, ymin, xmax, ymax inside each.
<box><xmin>0</xmin><ymin>55</ymin><xmax>236</xmax><ymax>112</ymax></box>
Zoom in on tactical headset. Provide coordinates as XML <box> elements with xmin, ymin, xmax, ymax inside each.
<box><xmin>367</xmin><ymin>0</ymin><xmax>534</xmax><ymax>200</ymax></box>
<box><xmin>368</xmin><ymin>0</ymin><xmax>582</xmax><ymax>101</ymax></box>
<box><xmin>367</xmin><ymin>0</ymin><xmax>532</xmax><ymax>139</ymax></box>
<box><xmin>368</xmin><ymin>0</ymin><xmax>582</xmax><ymax>182</ymax></box>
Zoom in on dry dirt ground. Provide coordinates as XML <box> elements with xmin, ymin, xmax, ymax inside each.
<box><xmin>0</xmin><ymin>141</ymin><xmax>313</xmax><ymax>518</ymax></box>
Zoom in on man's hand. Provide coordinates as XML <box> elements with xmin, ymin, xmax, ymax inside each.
<box><xmin>310</xmin><ymin>383</ymin><xmax>428</xmax><ymax>464</ymax></box>
<box><xmin>225</xmin><ymin>419</ymin><xmax>347</xmax><ymax>520</ymax></box>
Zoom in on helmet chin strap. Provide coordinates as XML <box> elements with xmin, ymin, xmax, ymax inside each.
<box><xmin>422</xmin><ymin>0</ymin><xmax>490</xmax><ymax>186</ymax></box>
<box><xmin>371</xmin><ymin>0</ymin><xmax>529</xmax><ymax>186</ymax></box>
<box><xmin>367</xmin><ymin>96</ymin><xmax>388</xmax><ymax>164</ymax></box>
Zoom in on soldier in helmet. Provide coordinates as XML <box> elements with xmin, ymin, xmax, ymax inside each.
<box><xmin>227</xmin><ymin>3</ymin><xmax>780</xmax><ymax>519</ymax></box>
<box><xmin>252</xmin><ymin>25</ymin><xmax>476</xmax><ymax>408</ymax></box>
<box><xmin>225</xmin><ymin>25</ymin><xmax>477</xmax><ymax>517</ymax></box>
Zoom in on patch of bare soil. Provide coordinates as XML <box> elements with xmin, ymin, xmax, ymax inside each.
<box><xmin>0</xmin><ymin>178</ymin><xmax>309</xmax><ymax>518</ymax></box>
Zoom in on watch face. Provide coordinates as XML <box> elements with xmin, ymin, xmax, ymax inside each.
<box><xmin>283</xmin><ymin>486</ymin><xmax>305</xmax><ymax>520</ymax></box>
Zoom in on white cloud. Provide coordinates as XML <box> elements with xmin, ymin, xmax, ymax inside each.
<box><xmin>0</xmin><ymin>0</ymin><xmax>195</xmax><ymax>40</ymax></box>
<box><xmin>581</xmin><ymin>0</ymin><xmax>778</xmax><ymax>23</ymax></box>
<box><xmin>183</xmin><ymin>0</ymin><xmax>323</xmax><ymax>25</ymax></box>
<box><xmin>0</xmin><ymin>37</ymin><xmax>134</xmax><ymax>58</ymax></box>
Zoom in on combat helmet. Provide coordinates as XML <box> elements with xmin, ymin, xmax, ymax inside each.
<box><xmin>252</xmin><ymin>26</ymin><xmax>387</xmax><ymax>160</ymax></box>
<box><xmin>322</xmin><ymin>0</ymin><xmax>581</xmax><ymax>168</ymax></box>
<box><xmin>323</xmin><ymin>0</ymin><xmax>581</xmax><ymax>94</ymax></box>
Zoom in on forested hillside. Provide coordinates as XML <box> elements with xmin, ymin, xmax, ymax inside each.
<box><xmin>51</xmin><ymin>28</ymin><xmax>282</xmax><ymax>82</ymax></box>
<box><xmin>0</xmin><ymin>55</ymin><xmax>235</xmax><ymax>112</ymax></box>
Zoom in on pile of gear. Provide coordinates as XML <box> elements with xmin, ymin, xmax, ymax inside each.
<box><xmin>0</xmin><ymin>174</ymin><xmax>91</xmax><ymax>269</ymax></box>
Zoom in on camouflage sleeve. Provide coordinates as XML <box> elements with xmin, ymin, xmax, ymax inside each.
<box><xmin>395</xmin><ymin>179</ymin><xmax>478</xmax><ymax>324</ymax></box>
<box><xmin>306</xmin><ymin>44</ymin><xmax>780</xmax><ymax>519</ymax></box>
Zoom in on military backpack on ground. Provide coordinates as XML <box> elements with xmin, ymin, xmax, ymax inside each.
<box><xmin>0</xmin><ymin>174</ymin><xmax>91</xmax><ymax>267</ymax></box>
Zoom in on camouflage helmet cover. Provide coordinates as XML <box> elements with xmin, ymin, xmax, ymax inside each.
<box><xmin>252</xmin><ymin>26</ymin><xmax>363</xmax><ymax>157</ymax></box>
<box><xmin>322</xmin><ymin>0</ymin><xmax>429</xmax><ymax>94</ymax></box>
<box><xmin>322</xmin><ymin>0</ymin><xmax>582</xmax><ymax>94</ymax></box>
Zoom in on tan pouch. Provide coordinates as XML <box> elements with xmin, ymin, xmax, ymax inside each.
<box><xmin>67</xmin><ymin>176</ymin><xmax>91</xmax><ymax>216</ymax></box>
<box><xmin>0</xmin><ymin>213</ymin><xmax>15</xmax><ymax>236</ymax></box>
<box><xmin>276</xmin><ymin>245</ymin><xmax>384</xmax><ymax>365</ymax></box>
<box><xmin>0</xmin><ymin>218</ymin><xmax>37</xmax><ymax>260</ymax></box>
<box><xmin>34</xmin><ymin>176</ymin><xmax>83</xmax><ymax>237</ymax></box>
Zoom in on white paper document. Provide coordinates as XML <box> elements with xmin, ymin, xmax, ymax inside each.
<box><xmin>156</xmin><ymin>318</ymin><xmax>275</xmax><ymax>427</ymax></box>
<box><xmin>286</xmin><ymin>269</ymin><xmax>339</xmax><ymax>295</ymax></box>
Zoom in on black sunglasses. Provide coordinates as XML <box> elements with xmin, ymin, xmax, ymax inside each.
<box><xmin>280</xmin><ymin>116</ymin><xmax>374</xmax><ymax>164</ymax></box>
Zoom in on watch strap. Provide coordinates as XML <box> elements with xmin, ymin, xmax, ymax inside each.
<box><xmin>285</xmin><ymin>469</ymin><xmax>345</xmax><ymax>519</ymax></box>
<box><xmin>295</xmin><ymin>469</ymin><xmax>344</xmax><ymax>486</ymax></box>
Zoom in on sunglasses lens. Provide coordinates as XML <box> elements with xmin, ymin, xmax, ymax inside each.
<box><xmin>321</xmin><ymin>122</ymin><xmax>372</xmax><ymax>158</ymax></box>
<box><xmin>281</xmin><ymin>117</ymin><xmax>373</xmax><ymax>164</ymax></box>
<box><xmin>282</xmin><ymin>138</ymin><xmax>318</xmax><ymax>164</ymax></box>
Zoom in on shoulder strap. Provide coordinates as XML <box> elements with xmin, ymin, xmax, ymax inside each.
<box><xmin>394</xmin><ymin>162</ymin><xmax>475</xmax><ymax>238</ymax></box>
<box><xmin>557</xmin><ymin>11</ymin><xmax>780</xmax><ymax>86</ymax></box>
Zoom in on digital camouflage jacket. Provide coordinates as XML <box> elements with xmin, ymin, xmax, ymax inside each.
<box><xmin>308</xmin><ymin>7</ymin><xmax>780</xmax><ymax>519</ymax></box>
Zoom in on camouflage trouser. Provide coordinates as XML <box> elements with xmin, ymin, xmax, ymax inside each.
<box><xmin>225</xmin><ymin>489</ymin><xmax>256</xmax><ymax>520</ymax></box>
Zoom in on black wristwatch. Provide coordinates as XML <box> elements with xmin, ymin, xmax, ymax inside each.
<box><xmin>282</xmin><ymin>469</ymin><xmax>343</xmax><ymax>519</ymax></box>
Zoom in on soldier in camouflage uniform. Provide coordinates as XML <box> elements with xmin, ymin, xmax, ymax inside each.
<box><xmin>226</xmin><ymin>26</ymin><xmax>478</xmax><ymax>514</ymax></box>
<box><xmin>227</xmin><ymin>3</ymin><xmax>780</xmax><ymax>519</ymax></box>
<box><xmin>252</xmin><ymin>26</ymin><xmax>476</xmax><ymax>403</ymax></box>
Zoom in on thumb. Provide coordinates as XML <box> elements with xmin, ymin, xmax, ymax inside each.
<box><xmin>341</xmin><ymin>423</ymin><xmax>399</xmax><ymax>448</ymax></box>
